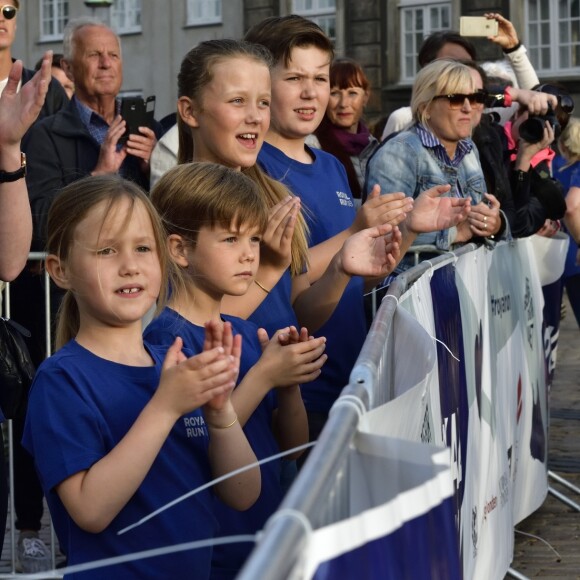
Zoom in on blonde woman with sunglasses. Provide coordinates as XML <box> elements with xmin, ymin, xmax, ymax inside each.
<box><xmin>366</xmin><ymin>58</ymin><xmax>502</xmax><ymax>271</ymax></box>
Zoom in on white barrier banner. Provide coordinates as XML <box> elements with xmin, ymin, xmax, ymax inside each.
<box><xmin>300</xmin><ymin>434</ymin><xmax>461</xmax><ymax>580</ymax></box>
<box><xmin>372</xmin><ymin>237</ymin><xmax>566</xmax><ymax>579</ymax></box>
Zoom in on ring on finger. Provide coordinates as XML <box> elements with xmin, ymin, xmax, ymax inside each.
<box><xmin>484</xmin><ymin>223</ymin><xmax>488</xmax><ymax>230</ymax></box>
<box><xmin>484</xmin><ymin>215</ymin><xmax>488</xmax><ymax>223</ymax></box>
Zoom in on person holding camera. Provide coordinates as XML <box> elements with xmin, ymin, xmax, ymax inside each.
<box><xmin>381</xmin><ymin>13</ymin><xmax>539</xmax><ymax>140</ymax></box>
<box><xmin>502</xmin><ymin>86</ymin><xmax>571</xmax><ymax>237</ymax></box>
<box><xmin>469</xmin><ymin>72</ymin><xmax>569</xmax><ymax>238</ymax></box>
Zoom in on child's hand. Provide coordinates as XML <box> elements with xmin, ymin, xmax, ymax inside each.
<box><xmin>203</xmin><ymin>320</ymin><xmax>242</xmax><ymax>385</ymax></box>
<box><xmin>276</xmin><ymin>325</ymin><xmax>310</xmax><ymax>346</ymax></box>
<box><xmin>260</xmin><ymin>196</ymin><xmax>300</xmax><ymax>272</ymax></box>
<box><xmin>353</xmin><ymin>186</ymin><xmax>413</xmax><ymax>233</ymax></box>
<box><xmin>154</xmin><ymin>337</ymin><xmax>238</xmax><ymax>419</ymax></box>
<box><xmin>339</xmin><ymin>224</ymin><xmax>402</xmax><ymax>278</ymax></box>
<box><xmin>255</xmin><ymin>327</ymin><xmax>327</xmax><ymax>387</ymax></box>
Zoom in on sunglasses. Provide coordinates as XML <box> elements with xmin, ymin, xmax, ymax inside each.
<box><xmin>0</xmin><ymin>5</ymin><xmax>17</xmax><ymax>19</ymax></box>
<box><xmin>432</xmin><ymin>91</ymin><xmax>487</xmax><ymax>109</ymax></box>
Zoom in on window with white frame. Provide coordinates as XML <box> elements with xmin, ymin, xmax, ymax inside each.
<box><xmin>187</xmin><ymin>0</ymin><xmax>221</xmax><ymax>26</ymax></box>
<box><xmin>40</xmin><ymin>0</ymin><xmax>68</xmax><ymax>41</ymax></box>
<box><xmin>110</xmin><ymin>0</ymin><xmax>141</xmax><ymax>34</ymax></box>
<box><xmin>526</xmin><ymin>0</ymin><xmax>580</xmax><ymax>75</ymax></box>
<box><xmin>399</xmin><ymin>1</ymin><xmax>451</xmax><ymax>83</ymax></box>
<box><xmin>292</xmin><ymin>0</ymin><xmax>337</xmax><ymax>41</ymax></box>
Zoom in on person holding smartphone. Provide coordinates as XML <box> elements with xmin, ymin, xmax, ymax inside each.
<box><xmin>22</xmin><ymin>17</ymin><xmax>160</xmax><ymax>252</ymax></box>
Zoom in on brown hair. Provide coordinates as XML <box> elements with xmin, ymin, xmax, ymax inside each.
<box><xmin>151</xmin><ymin>162</ymin><xmax>269</xmax><ymax>295</ymax></box>
<box><xmin>47</xmin><ymin>175</ymin><xmax>169</xmax><ymax>349</ymax></box>
<box><xmin>245</xmin><ymin>14</ymin><xmax>334</xmax><ymax>68</ymax></box>
<box><xmin>177</xmin><ymin>39</ymin><xmax>273</xmax><ymax>167</ymax></box>
<box><xmin>329</xmin><ymin>58</ymin><xmax>369</xmax><ymax>92</ymax></box>
<box><xmin>176</xmin><ymin>38</ymin><xmax>309</xmax><ymax>276</ymax></box>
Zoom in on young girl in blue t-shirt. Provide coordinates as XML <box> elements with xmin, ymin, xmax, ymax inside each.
<box><xmin>175</xmin><ymin>38</ymin><xmax>405</xmax><ymax>339</ymax></box>
<box><xmin>144</xmin><ymin>161</ymin><xmax>328</xmax><ymax>579</ymax></box>
<box><xmin>22</xmin><ymin>174</ymin><xmax>261</xmax><ymax>579</ymax></box>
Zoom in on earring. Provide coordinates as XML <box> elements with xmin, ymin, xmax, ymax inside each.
<box><xmin>426</xmin><ymin>114</ymin><xmax>431</xmax><ymax>120</ymax></box>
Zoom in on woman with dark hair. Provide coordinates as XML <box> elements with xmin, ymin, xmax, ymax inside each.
<box><xmin>310</xmin><ymin>58</ymin><xmax>377</xmax><ymax>200</ymax></box>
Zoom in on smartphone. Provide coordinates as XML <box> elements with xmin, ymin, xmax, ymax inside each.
<box><xmin>459</xmin><ymin>16</ymin><xmax>499</xmax><ymax>37</ymax></box>
<box><xmin>119</xmin><ymin>95</ymin><xmax>155</xmax><ymax>143</ymax></box>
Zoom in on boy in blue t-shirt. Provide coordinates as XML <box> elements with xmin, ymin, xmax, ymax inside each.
<box><xmin>245</xmin><ymin>15</ymin><xmax>470</xmax><ymax>439</ymax></box>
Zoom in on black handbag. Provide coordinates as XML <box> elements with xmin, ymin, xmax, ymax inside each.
<box><xmin>0</xmin><ymin>317</ymin><xmax>35</xmax><ymax>420</ymax></box>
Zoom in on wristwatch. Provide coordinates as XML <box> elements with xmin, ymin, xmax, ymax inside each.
<box><xmin>0</xmin><ymin>152</ymin><xmax>26</xmax><ymax>182</ymax></box>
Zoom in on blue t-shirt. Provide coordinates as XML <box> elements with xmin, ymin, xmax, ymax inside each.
<box><xmin>553</xmin><ymin>155</ymin><xmax>580</xmax><ymax>278</ymax></box>
<box><xmin>22</xmin><ymin>339</ymin><xmax>217</xmax><ymax>579</ymax></box>
<box><xmin>144</xmin><ymin>307</ymin><xmax>284</xmax><ymax>579</ymax></box>
<box><xmin>258</xmin><ymin>142</ymin><xmax>367</xmax><ymax>414</ymax></box>
<box><xmin>249</xmin><ymin>268</ymin><xmax>299</xmax><ymax>336</ymax></box>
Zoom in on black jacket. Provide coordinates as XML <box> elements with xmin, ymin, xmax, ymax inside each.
<box><xmin>22</xmin><ymin>99</ymin><xmax>151</xmax><ymax>250</ymax></box>
<box><xmin>474</xmin><ymin>115</ymin><xmax>566</xmax><ymax>238</ymax></box>
<box><xmin>20</xmin><ymin>64</ymin><xmax>68</xmax><ymax>121</ymax></box>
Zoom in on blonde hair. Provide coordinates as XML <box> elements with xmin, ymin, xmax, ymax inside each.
<box><xmin>559</xmin><ymin>117</ymin><xmax>580</xmax><ymax>167</ymax></box>
<box><xmin>47</xmin><ymin>175</ymin><xmax>169</xmax><ymax>349</ymax></box>
<box><xmin>151</xmin><ymin>162</ymin><xmax>269</xmax><ymax>295</ymax></box>
<box><xmin>242</xmin><ymin>165</ymin><xmax>309</xmax><ymax>276</ymax></box>
<box><xmin>411</xmin><ymin>58</ymin><xmax>479</xmax><ymax>128</ymax></box>
<box><xmin>176</xmin><ymin>39</ymin><xmax>309</xmax><ymax>276</ymax></box>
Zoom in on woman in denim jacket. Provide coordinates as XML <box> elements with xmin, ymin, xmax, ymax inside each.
<box><xmin>367</xmin><ymin>59</ymin><xmax>502</xmax><ymax>271</ymax></box>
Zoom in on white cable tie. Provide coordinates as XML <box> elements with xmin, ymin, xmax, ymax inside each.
<box><xmin>423</xmin><ymin>260</ymin><xmax>435</xmax><ymax>279</ymax></box>
<box><xmin>331</xmin><ymin>394</ymin><xmax>367</xmax><ymax>420</ymax></box>
<box><xmin>446</xmin><ymin>250</ymin><xmax>459</xmax><ymax>265</ymax></box>
<box><xmin>382</xmin><ymin>294</ymin><xmax>400</xmax><ymax>306</ymax></box>
<box><xmin>428</xmin><ymin>334</ymin><xmax>461</xmax><ymax>362</ymax></box>
<box><xmin>117</xmin><ymin>441</ymin><xmax>316</xmax><ymax>535</ymax></box>
<box><xmin>263</xmin><ymin>508</ymin><xmax>313</xmax><ymax>540</ymax></box>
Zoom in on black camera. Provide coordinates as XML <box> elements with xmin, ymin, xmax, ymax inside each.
<box><xmin>519</xmin><ymin>85</ymin><xmax>575</xmax><ymax>144</ymax></box>
<box><xmin>519</xmin><ymin>104</ymin><xmax>560</xmax><ymax>144</ymax></box>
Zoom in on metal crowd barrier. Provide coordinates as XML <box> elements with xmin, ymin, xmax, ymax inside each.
<box><xmin>1</xmin><ymin>252</ymin><xmax>62</xmax><ymax>578</ymax></box>
<box><xmin>0</xmin><ymin>245</ymin><xmax>473</xmax><ymax>578</ymax></box>
<box><xmin>238</xmin><ymin>244</ymin><xmax>478</xmax><ymax>580</ymax></box>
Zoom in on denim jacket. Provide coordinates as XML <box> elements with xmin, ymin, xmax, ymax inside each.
<box><xmin>366</xmin><ymin>125</ymin><xmax>487</xmax><ymax>258</ymax></box>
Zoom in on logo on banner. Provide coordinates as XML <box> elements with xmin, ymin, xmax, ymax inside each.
<box><xmin>543</xmin><ymin>324</ymin><xmax>559</xmax><ymax>380</ymax></box>
<box><xmin>490</xmin><ymin>292</ymin><xmax>511</xmax><ymax>318</ymax></box>
<box><xmin>421</xmin><ymin>404</ymin><xmax>431</xmax><ymax>443</ymax></box>
<box><xmin>524</xmin><ymin>277</ymin><xmax>535</xmax><ymax>350</ymax></box>
<box><xmin>471</xmin><ymin>506</ymin><xmax>478</xmax><ymax>556</ymax></box>
<box><xmin>483</xmin><ymin>495</ymin><xmax>498</xmax><ymax>521</ymax></box>
<box><xmin>499</xmin><ymin>471</ymin><xmax>509</xmax><ymax>508</ymax></box>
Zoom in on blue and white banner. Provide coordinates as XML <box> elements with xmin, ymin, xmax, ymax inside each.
<box><xmin>302</xmin><ymin>435</ymin><xmax>461</xmax><ymax>580</ymax></box>
<box><xmin>294</xmin><ymin>236</ymin><xmax>567</xmax><ymax>580</ymax></box>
